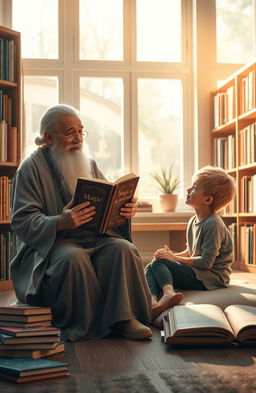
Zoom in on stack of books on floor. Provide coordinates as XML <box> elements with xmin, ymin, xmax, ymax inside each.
<box><xmin>0</xmin><ymin>306</ymin><xmax>64</xmax><ymax>358</ymax></box>
<box><xmin>0</xmin><ymin>357</ymin><xmax>70</xmax><ymax>383</ymax></box>
<box><xmin>0</xmin><ymin>306</ymin><xmax>70</xmax><ymax>383</ymax></box>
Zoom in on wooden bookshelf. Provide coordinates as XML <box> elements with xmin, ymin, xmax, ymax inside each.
<box><xmin>0</xmin><ymin>26</ymin><xmax>21</xmax><ymax>291</ymax></box>
<box><xmin>211</xmin><ymin>59</ymin><xmax>256</xmax><ymax>272</ymax></box>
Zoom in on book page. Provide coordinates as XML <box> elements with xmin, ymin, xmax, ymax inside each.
<box><xmin>224</xmin><ymin>304</ymin><xmax>256</xmax><ymax>341</ymax></box>
<box><xmin>114</xmin><ymin>173</ymin><xmax>138</xmax><ymax>184</ymax></box>
<box><xmin>169</xmin><ymin>304</ymin><xmax>234</xmax><ymax>339</ymax></box>
<box><xmin>76</xmin><ymin>176</ymin><xmax>113</xmax><ymax>185</ymax></box>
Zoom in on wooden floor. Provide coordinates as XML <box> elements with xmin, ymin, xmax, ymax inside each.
<box><xmin>0</xmin><ymin>270</ymin><xmax>256</xmax><ymax>392</ymax></box>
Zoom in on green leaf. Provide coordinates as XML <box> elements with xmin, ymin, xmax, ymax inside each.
<box><xmin>150</xmin><ymin>162</ymin><xmax>181</xmax><ymax>194</ymax></box>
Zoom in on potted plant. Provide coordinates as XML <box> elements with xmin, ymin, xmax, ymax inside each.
<box><xmin>151</xmin><ymin>163</ymin><xmax>181</xmax><ymax>212</ymax></box>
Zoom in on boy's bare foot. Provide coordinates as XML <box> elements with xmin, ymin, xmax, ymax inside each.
<box><xmin>151</xmin><ymin>292</ymin><xmax>184</xmax><ymax>321</ymax></box>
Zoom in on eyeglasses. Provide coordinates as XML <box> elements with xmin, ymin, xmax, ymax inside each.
<box><xmin>62</xmin><ymin>130</ymin><xmax>89</xmax><ymax>139</ymax></box>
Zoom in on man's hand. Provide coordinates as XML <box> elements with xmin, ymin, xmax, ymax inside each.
<box><xmin>120</xmin><ymin>197</ymin><xmax>138</xmax><ymax>218</ymax></box>
<box><xmin>57</xmin><ymin>200</ymin><xmax>96</xmax><ymax>231</ymax></box>
<box><xmin>154</xmin><ymin>245</ymin><xmax>177</xmax><ymax>261</ymax></box>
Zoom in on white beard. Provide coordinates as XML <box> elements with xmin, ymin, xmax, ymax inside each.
<box><xmin>49</xmin><ymin>142</ymin><xmax>92</xmax><ymax>196</ymax></box>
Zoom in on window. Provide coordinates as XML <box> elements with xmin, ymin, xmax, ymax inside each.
<box><xmin>137</xmin><ymin>78</ymin><xmax>183</xmax><ymax>197</ymax></box>
<box><xmin>216</xmin><ymin>0</ymin><xmax>254</xmax><ymax>64</ymax></box>
<box><xmin>136</xmin><ymin>0</ymin><xmax>181</xmax><ymax>62</ymax></box>
<box><xmin>9</xmin><ymin>0</ymin><xmax>255</xmax><ymax>211</ymax></box>
<box><xmin>11</xmin><ymin>0</ymin><xmax>189</xmax><ymax>207</ymax></box>
<box><xmin>12</xmin><ymin>0</ymin><xmax>58</xmax><ymax>59</ymax></box>
<box><xmin>80</xmin><ymin>77</ymin><xmax>124</xmax><ymax>180</ymax></box>
<box><xmin>23</xmin><ymin>76</ymin><xmax>59</xmax><ymax>157</ymax></box>
<box><xmin>79</xmin><ymin>0</ymin><xmax>123</xmax><ymax>61</ymax></box>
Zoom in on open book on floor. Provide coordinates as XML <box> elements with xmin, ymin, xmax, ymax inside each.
<box><xmin>73</xmin><ymin>173</ymin><xmax>139</xmax><ymax>233</ymax></box>
<box><xmin>162</xmin><ymin>304</ymin><xmax>256</xmax><ymax>346</ymax></box>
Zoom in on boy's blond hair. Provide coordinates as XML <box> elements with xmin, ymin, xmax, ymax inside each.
<box><xmin>193</xmin><ymin>165</ymin><xmax>236</xmax><ymax>212</ymax></box>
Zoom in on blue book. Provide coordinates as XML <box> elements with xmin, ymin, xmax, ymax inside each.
<box><xmin>0</xmin><ymin>357</ymin><xmax>69</xmax><ymax>377</ymax></box>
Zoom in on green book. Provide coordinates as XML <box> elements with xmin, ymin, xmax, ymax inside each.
<box><xmin>0</xmin><ymin>357</ymin><xmax>69</xmax><ymax>377</ymax></box>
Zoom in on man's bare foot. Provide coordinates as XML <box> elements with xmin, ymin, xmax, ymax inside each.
<box><xmin>151</xmin><ymin>292</ymin><xmax>184</xmax><ymax>321</ymax></box>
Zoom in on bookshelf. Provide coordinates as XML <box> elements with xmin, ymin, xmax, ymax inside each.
<box><xmin>0</xmin><ymin>26</ymin><xmax>21</xmax><ymax>291</ymax></box>
<box><xmin>211</xmin><ymin>60</ymin><xmax>256</xmax><ymax>273</ymax></box>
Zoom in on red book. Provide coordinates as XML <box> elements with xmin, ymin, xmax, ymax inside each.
<box><xmin>0</xmin><ymin>326</ymin><xmax>61</xmax><ymax>337</ymax></box>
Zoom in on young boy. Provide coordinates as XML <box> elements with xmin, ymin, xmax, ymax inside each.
<box><xmin>145</xmin><ymin>166</ymin><xmax>236</xmax><ymax>320</ymax></box>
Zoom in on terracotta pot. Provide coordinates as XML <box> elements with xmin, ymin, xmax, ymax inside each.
<box><xmin>159</xmin><ymin>194</ymin><xmax>178</xmax><ymax>212</ymax></box>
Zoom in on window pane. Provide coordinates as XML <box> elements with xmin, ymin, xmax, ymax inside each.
<box><xmin>12</xmin><ymin>0</ymin><xmax>58</xmax><ymax>59</ymax></box>
<box><xmin>80</xmin><ymin>78</ymin><xmax>124</xmax><ymax>180</ymax></box>
<box><xmin>23</xmin><ymin>76</ymin><xmax>59</xmax><ymax>158</ymax></box>
<box><xmin>136</xmin><ymin>0</ymin><xmax>181</xmax><ymax>62</ymax></box>
<box><xmin>216</xmin><ymin>0</ymin><xmax>254</xmax><ymax>63</ymax></box>
<box><xmin>138</xmin><ymin>79</ymin><xmax>183</xmax><ymax>199</ymax></box>
<box><xmin>79</xmin><ymin>0</ymin><xmax>123</xmax><ymax>60</ymax></box>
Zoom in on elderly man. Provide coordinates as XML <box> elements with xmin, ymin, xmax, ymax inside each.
<box><xmin>11</xmin><ymin>104</ymin><xmax>152</xmax><ymax>341</ymax></box>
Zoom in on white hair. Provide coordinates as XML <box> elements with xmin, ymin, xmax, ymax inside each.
<box><xmin>35</xmin><ymin>104</ymin><xmax>80</xmax><ymax>146</ymax></box>
<box><xmin>49</xmin><ymin>143</ymin><xmax>92</xmax><ymax>196</ymax></box>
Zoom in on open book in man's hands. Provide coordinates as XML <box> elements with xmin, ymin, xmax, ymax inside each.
<box><xmin>73</xmin><ymin>173</ymin><xmax>139</xmax><ymax>233</ymax></box>
<box><xmin>162</xmin><ymin>304</ymin><xmax>256</xmax><ymax>346</ymax></box>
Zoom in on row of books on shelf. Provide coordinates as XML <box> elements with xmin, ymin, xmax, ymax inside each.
<box><xmin>0</xmin><ymin>232</ymin><xmax>15</xmax><ymax>280</ymax></box>
<box><xmin>213</xmin><ymin>135</ymin><xmax>236</xmax><ymax>170</ymax></box>
<box><xmin>222</xmin><ymin>194</ymin><xmax>237</xmax><ymax>215</ymax></box>
<box><xmin>0</xmin><ymin>123</ymin><xmax>19</xmax><ymax>163</ymax></box>
<box><xmin>213</xmin><ymin>86</ymin><xmax>235</xmax><ymax>128</ymax></box>
<box><xmin>240</xmin><ymin>69</ymin><xmax>256</xmax><ymax>114</ymax></box>
<box><xmin>241</xmin><ymin>175</ymin><xmax>256</xmax><ymax>213</ymax></box>
<box><xmin>0</xmin><ymin>305</ymin><xmax>69</xmax><ymax>383</ymax></box>
<box><xmin>0</xmin><ymin>90</ymin><xmax>19</xmax><ymax>162</ymax></box>
<box><xmin>0</xmin><ymin>37</ymin><xmax>17</xmax><ymax>82</ymax></box>
<box><xmin>0</xmin><ymin>176</ymin><xmax>11</xmax><ymax>220</ymax></box>
<box><xmin>224</xmin><ymin>223</ymin><xmax>255</xmax><ymax>265</ymax></box>
<box><xmin>0</xmin><ymin>90</ymin><xmax>14</xmax><ymax>123</ymax></box>
<box><xmin>214</xmin><ymin>126</ymin><xmax>256</xmax><ymax>169</ymax></box>
<box><xmin>228</xmin><ymin>223</ymin><xmax>237</xmax><ymax>262</ymax></box>
<box><xmin>239</xmin><ymin>122</ymin><xmax>256</xmax><ymax>166</ymax></box>
<box><xmin>213</xmin><ymin>68</ymin><xmax>256</xmax><ymax>128</ymax></box>
<box><xmin>240</xmin><ymin>224</ymin><xmax>255</xmax><ymax>265</ymax></box>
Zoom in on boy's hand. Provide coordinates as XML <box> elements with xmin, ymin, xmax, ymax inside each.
<box><xmin>154</xmin><ymin>245</ymin><xmax>177</xmax><ymax>261</ymax></box>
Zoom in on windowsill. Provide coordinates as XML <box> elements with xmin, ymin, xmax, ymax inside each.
<box><xmin>133</xmin><ymin>210</ymin><xmax>193</xmax><ymax>223</ymax></box>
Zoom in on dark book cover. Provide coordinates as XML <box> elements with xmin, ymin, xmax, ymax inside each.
<box><xmin>0</xmin><ymin>333</ymin><xmax>60</xmax><ymax>344</ymax></box>
<box><xmin>0</xmin><ymin>306</ymin><xmax>51</xmax><ymax>316</ymax></box>
<box><xmin>73</xmin><ymin>178</ymin><xmax>115</xmax><ymax>232</ymax></box>
<box><xmin>0</xmin><ymin>357</ymin><xmax>69</xmax><ymax>377</ymax></box>
<box><xmin>73</xmin><ymin>174</ymin><xmax>139</xmax><ymax>233</ymax></box>
<box><xmin>0</xmin><ymin>326</ymin><xmax>61</xmax><ymax>337</ymax></box>
<box><xmin>0</xmin><ymin>320</ymin><xmax>52</xmax><ymax>328</ymax></box>
<box><xmin>0</xmin><ymin>342</ymin><xmax>65</xmax><ymax>358</ymax></box>
<box><xmin>0</xmin><ymin>313</ymin><xmax>52</xmax><ymax>323</ymax></box>
<box><xmin>0</xmin><ymin>370</ymin><xmax>70</xmax><ymax>383</ymax></box>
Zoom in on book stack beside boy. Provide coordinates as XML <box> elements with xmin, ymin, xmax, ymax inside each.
<box><xmin>0</xmin><ymin>306</ymin><xmax>65</xmax><ymax>359</ymax></box>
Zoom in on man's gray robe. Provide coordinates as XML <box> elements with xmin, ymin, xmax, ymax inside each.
<box><xmin>11</xmin><ymin>147</ymin><xmax>151</xmax><ymax>340</ymax></box>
